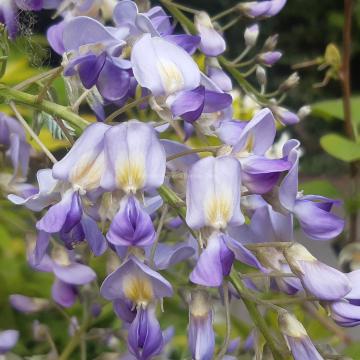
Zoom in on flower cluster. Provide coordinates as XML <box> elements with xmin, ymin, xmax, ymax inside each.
<box><xmin>0</xmin><ymin>0</ymin><xmax>356</xmax><ymax>359</ymax></box>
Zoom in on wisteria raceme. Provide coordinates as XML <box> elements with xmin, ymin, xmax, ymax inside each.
<box><xmin>0</xmin><ymin>0</ymin><xmax>356</xmax><ymax>359</ymax></box>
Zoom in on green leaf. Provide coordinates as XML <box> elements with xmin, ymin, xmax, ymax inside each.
<box><xmin>320</xmin><ymin>133</ymin><xmax>360</xmax><ymax>162</ymax></box>
<box><xmin>311</xmin><ymin>96</ymin><xmax>360</xmax><ymax>124</ymax></box>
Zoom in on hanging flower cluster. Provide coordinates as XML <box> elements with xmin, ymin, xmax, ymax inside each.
<box><xmin>0</xmin><ymin>1</ymin><xmax>355</xmax><ymax>359</ymax></box>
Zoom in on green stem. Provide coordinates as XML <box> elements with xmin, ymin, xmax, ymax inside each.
<box><xmin>166</xmin><ymin>146</ymin><xmax>220</xmax><ymax>162</ymax></box>
<box><xmin>0</xmin><ymin>85</ymin><xmax>89</xmax><ymax>130</ymax></box>
<box><xmin>229</xmin><ymin>271</ymin><xmax>288</xmax><ymax>360</ymax></box>
<box><xmin>150</xmin><ymin>204</ymin><xmax>168</xmax><ymax>267</ymax></box>
<box><xmin>105</xmin><ymin>95</ymin><xmax>150</xmax><ymax>123</ymax></box>
<box><xmin>58</xmin><ymin>320</ymin><xmax>91</xmax><ymax>360</ymax></box>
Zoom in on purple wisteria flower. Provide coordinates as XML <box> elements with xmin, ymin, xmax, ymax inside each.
<box><xmin>29</xmin><ymin>246</ymin><xmax>96</xmax><ymax>307</ymax></box>
<box><xmin>284</xmin><ymin>243</ymin><xmax>351</xmax><ymax>301</ymax></box>
<box><xmin>0</xmin><ymin>329</ymin><xmax>19</xmax><ymax>354</ymax></box>
<box><xmin>279</xmin><ymin>312</ymin><xmax>323</xmax><ymax>360</ymax></box>
<box><xmin>239</xmin><ymin>0</ymin><xmax>288</xmax><ymax>18</ymax></box>
<box><xmin>0</xmin><ymin>112</ymin><xmax>30</xmax><ymax>179</ymax></box>
<box><xmin>101</xmin><ymin>256</ymin><xmax>173</xmax><ymax>359</ymax></box>
<box><xmin>131</xmin><ymin>34</ymin><xmax>231</xmax><ymax>123</ymax></box>
<box><xmin>107</xmin><ymin>195</ymin><xmax>156</xmax><ymax>247</ymax></box>
<box><xmin>188</xmin><ymin>290</ymin><xmax>215</xmax><ymax>360</ymax></box>
<box><xmin>10</xmin><ymin>294</ymin><xmax>50</xmax><ymax>313</ymax></box>
<box><xmin>279</xmin><ymin>139</ymin><xmax>344</xmax><ymax>240</ymax></box>
<box><xmin>101</xmin><ymin>120</ymin><xmax>166</xmax><ymax>192</ymax></box>
<box><xmin>195</xmin><ymin>12</ymin><xmax>226</xmax><ymax>57</ymax></box>
<box><xmin>186</xmin><ymin>156</ymin><xmax>244</xmax><ymax>230</ymax></box>
<box><xmin>218</xmin><ymin>108</ymin><xmax>292</xmax><ymax>194</ymax></box>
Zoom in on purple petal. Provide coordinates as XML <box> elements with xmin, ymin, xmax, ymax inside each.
<box><xmin>233</xmin><ymin>108</ymin><xmax>276</xmax><ymax>154</ymax></box>
<box><xmin>0</xmin><ymin>330</ymin><xmax>19</xmax><ymax>355</ymax></box>
<box><xmin>293</xmin><ymin>198</ymin><xmax>344</xmax><ymax>240</ymax></box>
<box><xmin>113</xmin><ymin>299</ymin><xmax>136</xmax><ymax>323</ymax></box>
<box><xmin>0</xmin><ymin>1</ymin><xmax>18</xmax><ymax>39</ymax></box>
<box><xmin>96</xmin><ymin>58</ymin><xmax>131</xmax><ymax>101</ymax></box>
<box><xmin>298</xmin><ymin>260</ymin><xmax>351</xmax><ymax>300</ymax></box>
<box><xmin>101</xmin><ymin>121</ymin><xmax>166</xmax><ymax>192</ymax></box>
<box><xmin>131</xmin><ymin>34</ymin><xmax>200</xmax><ymax>96</ymax></box>
<box><xmin>149</xmin><ymin>242</ymin><xmax>195</xmax><ymax>270</ymax></box>
<box><xmin>186</xmin><ymin>156</ymin><xmax>244</xmax><ymax>230</ymax></box>
<box><xmin>203</xmin><ymin>90</ymin><xmax>233</xmax><ymax>114</ymax></box>
<box><xmin>52</xmin><ymin>279</ymin><xmax>77</xmax><ymax>308</ymax></box>
<box><xmin>52</xmin><ymin>262</ymin><xmax>96</xmax><ymax>286</ymax></box>
<box><xmin>47</xmin><ymin>20</ymin><xmax>66</xmax><ymax>55</ymax></box>
<box><xmin>36</xmin><ymin>190</ymin><xmax>77</xmax><ymax>233</ymax></box>
<box><xmin>170</xmin><ymin>86</ymin><xmax>205</xmax><ymax>123</ymax></box>
<box><xmin>107</xmin><ymin>196</ymin><xmax>156</xmax><ymax>247</ymax></box>
<box><xmin>52</xmin><ymin>122</ymin><xmax>109</xmax><ymax>190</ymax></box>
<box><xmin>279</xmin><ymin>140</ymin><xmax>301</xmax><ymax>211</ymax></box>
<box><xmin>190</xmin><ymin>233</ymin><xmax>234</xmax><ymax>287</ymax></box>
<box><xmin>188</xmin><ymin>310</ymin><xmax>214</xmax><ymax>360</ymax></box>
<box><xmin>100</xmin><ymin>256</ymin><xmax>173</xmax><ymax>301</ymax></box>
<box><xmin>128</xmin><ymin>306</ymin><xmax>163</xmax><ymax>360</ymax></box>
<box><xmin>207</xmin><ymin>66</ymin><xmax>232</xmax><ymax>92</ymax></box>
<box><xmin>195</xmin><ymin>12</ymin><xmax>226</xmax><ymax>56</ymax></box>
<box><xmin>9</xmin><ymin>294</ymin><xmax>49</xmax><ymax>313</ymax></box>
<box><xmin>164</xmin><ymin>34</ymin><xmax>200</xmax><ymax>55</ymax></box>
<box><xmin>331</xmin><ymin>300</ymin><xmax>360</xmax><ymax>327</ymax></box>
<box><xmin>81</xmin><ymin>214</ymin><xmax>107</xmax><ymax>256</ymax></box>
<box><xmin>78</xmin><ymin>52</ymin><xmax>107</xmax><ymax>89</ymax></box>
<box><xmin>62</xmin><ymin>16</ymin><xmax>118</xmax><ymax>51</ymax></box>
<box><xmin>225</xmin><ymin>235</ymin><xmax>266</xmax><ymax>271</ymax></box>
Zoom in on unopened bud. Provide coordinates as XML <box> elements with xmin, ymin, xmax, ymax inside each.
<box><xmin>263</xmin><ymin>34</ymin><xmax>279</xmax><ymax>51</ymax></box>
<box><xmin>258</xmin><ymin>51</ymin><xmax>282</xmax><ymax>66</ymax></box>
<box><xmin>10</xmin><ymin>294</ymin><xmax>50</xmax><ymax>314</ymax></box>
<box><xmin>279</xmin><ymin>72</ymin><xmax>300</xmax><ymax>92</ymax></box>
<box><xmin>297</xmin><ymin>105</ymin><xmax>311</xmax><ymax>120</ymax></box>
<box><xmin>275</xmin><ymin>107</ymin><xmax>300</xmax><ymax>125</ymax></box>
<box><xmin>32</xmin><ymin>320</ymin><xmax>49</xmax><ymax>341</ymax></box>
<box><xmin>279</xmin><ymin>312</ymin><xmax>308</xmax><ymax>339</ymax></box>
<box><xmin>256</xmin><ymin>65</ymin><xmax>267</xmax><ymax>86</ymax></box>
<box><xmin>238</xmin><ymin>2</ymin><xmax>271</xmax><ymax>18</ymax></box>
<box><xmin>244</xmin><ymin>24</ymin><xmax>259</xmax><ymax>47</ymax></box>
<box><xmin>190</xmin><ymin>290</ymin><xmax>212</xmax><ymax>318</ymax></box>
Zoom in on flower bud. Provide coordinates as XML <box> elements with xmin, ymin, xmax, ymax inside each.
<box><xmin>188</xmin><ymin>290</ymin><xmax>215</xmax><ymax>360</ymax></box>
<box><xmin>279</xmin><ymin>312</ymin><xmax>323</xmax><ymax>360</ymax></box>
<box><xmin>10</xmin><ymin>294</ymin><xmax>50</xmax><ymax>314</ymax></box>
<box><xmin>244</xmin><ymin>24</ymin><xmax>259</xmax><ymax>47</ymax></box>
<box><xmin>297</xmin><ymin>105</ymin><xmax>311</xmax><ymax>120</ymax></box>
<box><xmin>284</xmin><ymin>243</ymin><xmax>351</xmax><ymax>301</ymax></box>
<box><xmin>279</xmin><ymin>72</ymin><xmax>300</xmax><ymax>92</ymax></box>
<box><xmin>263</xmin><ymin>34</ymin><xmax>279</xmax><ymax>51</ymax></box>
<box><xmin>258</xmin><ymin>51</ymin><xmax>282</xmax><ymax>66</ymax></box>
<box><xmin>256</xmin><ymin>65</ymin><xmax>267</xmax><ymax>87</ymax></box>
<box><xmin>32</xmin><ymin>320</ymin><xmax>49</xmax><ymax>342</ymax></box>
<box><xmin>275</xmin><ymin>107</ymin><xmax>300</xmax><ymax>125</ymax></box>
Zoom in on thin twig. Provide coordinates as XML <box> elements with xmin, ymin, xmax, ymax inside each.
<box><xmin>9</xmin><ymin>102</ymin><xmax>57</xmax><ymax>164</ymax></box>
<box><xmin>13</xmin><ymin>67</ymin><xmax>62</xmax><ymax>90</ymax></box>
<box><xmin>215</xmin><ymin>282</ymin><xmax>231</xmax><ymax>360</ymax></box>
<box><xmin>36</xmin><ymin>66</ymin><xmax>64</xmax><ymax>103</ymax></box>
<box><xmin>105</xmin><ymin>95</ymin><xmax>150</xmax><ymax>123</ymax></box>
<box><xmin>150</xmin><ymin>205</ymin><xmax>168</xmax><ymax>267</ymax></box>
<box><xmin>166</xmin><ymin>146</ymin><xmax>221</xmax><ymax>162</ymax></box>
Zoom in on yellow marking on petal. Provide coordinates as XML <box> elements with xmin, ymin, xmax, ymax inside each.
<box><xmin>116</xmin><ymin>159</ymin><xmax>145</xmax><ymax>193</ymax></box>
<box><xmin>157</xmin><ymin>59</ymin><xmax>185</xmax><ymax>94</ymax></box>
<box><xmin>245</xmin><ymin>133</ymin><xmax>255</xmax><ymax>153</ymax></box>
<box><xmin>70</xmin><ymin>152</ymin><xmax>105</xmax><ymax>191</ymax></box>
<box><xmin>123</xmin><ymin>273</ymin><xmax>154</xmax><ymax>306</ymax></box>
<box><xmin>190</xmin><ymin>291</ymin><xmax>211</xmax><ymax>318</ymax></box>
<box><xmin>205</xmin><ymin>194</ymin><xmax>232</xmax><ymax>229</ymax></box>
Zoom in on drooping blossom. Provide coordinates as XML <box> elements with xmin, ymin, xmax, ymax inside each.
<box><xmin>188</xmin><ymin>290</ymin><xmax>215</xmax><ymax>360</ymax></box>
<box><xmin>279</xmin><ymin>312</ymin><xmax>323</xmax><ymax>360</ymax></box>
